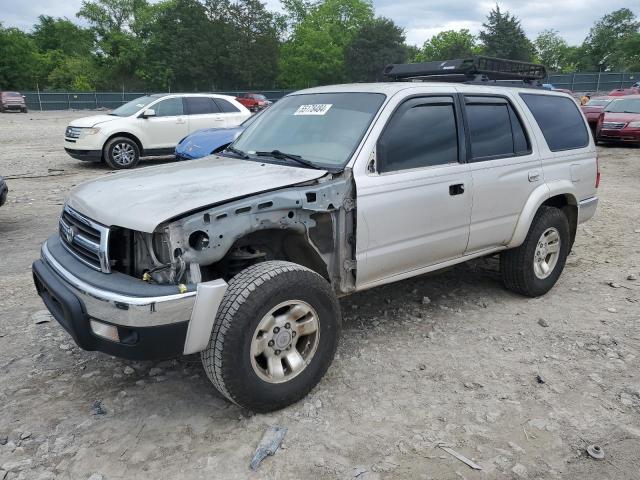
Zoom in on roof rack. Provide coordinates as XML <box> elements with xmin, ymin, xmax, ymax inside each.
<box><xmin>383</xmin><ymin>56</ymin><xmax>547</xmax><ymax>84</ymax></box>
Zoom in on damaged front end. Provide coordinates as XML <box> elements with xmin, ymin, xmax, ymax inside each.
<box><xmin>109</xmin><ymin>170</ymin><xmax>358</xmax><ymax>295</ymax></box>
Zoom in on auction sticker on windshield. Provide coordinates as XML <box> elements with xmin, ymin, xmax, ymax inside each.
<box><xmin>294</xmin><ymin>104</ymin><xmax>333</xmax><ymax>116</ymax></box>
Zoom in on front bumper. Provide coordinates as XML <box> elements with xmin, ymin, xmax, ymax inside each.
<box><xmin>64</xmin><ymin>147</ymin><xmax>103</xmax><ymax>162</ymax></box>
<box><xmin>32</xmin><ymin>236</ymin><xmax>227</xmax><ymax>360</ymax></box>
<box><xmin>597</xmin><ymin>128</ymin><xmax>640</xmax><ymax>143</ymax></box>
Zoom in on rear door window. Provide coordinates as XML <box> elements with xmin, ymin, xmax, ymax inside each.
<box><xmin>378</xmin><ymin>96</ymin><xmax>459</xmax><ymax>173</ymax></box>
<box><xmin>464</xmin><ymin>96</ymin><xmax>531</xmax><ymax>161</ymax></box>
<box><xmin>520</xmin><ymin>93</ymin><xmax>589</xmax><ymax>151</ymax></box>
<box><xmin>214</xmin><ymin>98</ymin><xmax>241</xmax><ymax>113</ymax></box>
<box><xmin>185</xmin><ymin>97</ymin><xmax>221</xmax><ymax>115</ymax></box>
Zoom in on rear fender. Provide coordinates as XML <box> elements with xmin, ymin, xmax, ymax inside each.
<box><xmin>507</xmin><ymin>180</ymin><xmax>577</xmax><ymax>248</ymax></box>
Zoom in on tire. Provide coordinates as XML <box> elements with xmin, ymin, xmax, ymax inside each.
<box><xmin>201</xmin><ymin>261</ymin><xmax>341</xmax><ymax>412</ymax></box>
<box><xmin>21</xmin><ymin>107</ymin><xmax>27</xmax><ymax>113</ymax></box>
<box><xmin>501</xmin><ymin>206</ymin><xmax>570</xmax><ymax>297</ymax></box>
<box><xmin>103</xmin><ymin>136</ymin><xmax>140</xmax><ymax>169</ymax></box>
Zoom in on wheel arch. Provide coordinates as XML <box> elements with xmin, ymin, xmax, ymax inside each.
<box><xmin>103</xmin><ymin>132</ymin><xmax>144</xmax><ymax>156</ymax></box>
<box><xmin>507</xmin><ymin>181</ymin><xmax>578</xmax><ymax>248</ymax></box>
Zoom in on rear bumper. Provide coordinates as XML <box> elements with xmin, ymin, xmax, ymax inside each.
<box><xmin>578</xmin><ymin>196</ymin><xmax>598</xmax><ymax>224</ymax></box>
<box><xmin>33</xmin><ymin>237</ymin><xmax>227</xmax><ymax>360</ymax></box>
<box><xmin>64</xmin><ymin>148</ymin><xmax>103</xmax><ymax>162</ymax></box>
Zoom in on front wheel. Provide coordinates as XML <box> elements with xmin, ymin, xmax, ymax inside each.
<box><xmin>104</xmin><ymin>137</ymin><xmax>140</xmax><ymax>169</ymax></box>
<box><xmin>501</xmin><ymin>206</ymin><xmax>570</xmax><ymax>297</ymax></box>
<box><xmin>201</xmin><ymin>261</ymin><xmax>341</xmax><ymax>412</ymax></box>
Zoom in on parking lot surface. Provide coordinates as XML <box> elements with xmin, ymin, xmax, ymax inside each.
<box><xmin>1</xmin><ymin>111</ymin><xmax>639</xmax><ymax>479</ymax></box>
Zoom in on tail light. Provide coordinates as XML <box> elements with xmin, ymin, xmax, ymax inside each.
<box><xmin>595</xmin><ymin>155</ymin><xmax>601</xmax><ymax>188</ymax></box>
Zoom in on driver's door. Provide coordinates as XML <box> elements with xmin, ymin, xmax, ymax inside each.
<box><xmin>355</xmin><ymin>94</ymin><xmax>472</xmax><ymax>288</ymax></box>
<box><xmin>143</xmin><ymin>97</ymin><xmax>188</xmax><ymax>149</ymax></box>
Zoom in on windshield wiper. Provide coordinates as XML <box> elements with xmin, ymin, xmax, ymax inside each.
<box><xmin>224</xmin><ymin>145</ymin><xmax>249</xmax><ymax>159</ymax></box>
<box><xmin>254</xmin><ymin>150</ymin><xmax>319</xmax><ymax>169</ymax></box>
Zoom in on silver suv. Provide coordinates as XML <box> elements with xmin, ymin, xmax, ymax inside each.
<box><xmin>33</xmin><ymin>58</ymin><xmax>599</xmax><ymax>412</ymax></box>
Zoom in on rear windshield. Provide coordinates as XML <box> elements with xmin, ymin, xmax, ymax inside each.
<box><xmin>604</xmin><ymin>98</ymin><xmax>640</xmax><ymax>114</ymax></box>
<box><xmin>585</xmin><ymin>98</ymin><xmax>610</xmax><ymax>107</ymax></box>
<box><xmin>110</xmin><ymin>96</ymin><xmax>157</xmax><ymax>117</ymax></box>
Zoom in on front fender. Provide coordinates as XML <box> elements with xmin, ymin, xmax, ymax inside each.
<box><xmin>506</xmin><ymin>180</ymin><xmax>577</xmax><ymax>248</ymax></box>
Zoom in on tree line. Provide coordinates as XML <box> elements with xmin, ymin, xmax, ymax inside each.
<box><xmin>0</xmin><ymin>0</ymin><xmax>638</xmax><ymax>92</ymax></box>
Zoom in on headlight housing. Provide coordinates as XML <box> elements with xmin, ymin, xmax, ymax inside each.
<box><xmin>627</xmin><ymin>121</ymin><xmax>640</xmax><ymax>128</ymax></box>
<box><xmin>79</xmin><ymin>127</ymin><xmax>101</xmax><ymax>138</ymax></box>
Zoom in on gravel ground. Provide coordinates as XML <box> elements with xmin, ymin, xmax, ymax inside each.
<box><xmin>0</xmin><ymin>111</ymin><xmax>639</xmax><ymax>480</ymax></box>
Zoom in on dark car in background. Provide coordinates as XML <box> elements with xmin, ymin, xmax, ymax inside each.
<box><xmin>0</xmin><ymin>92</ymin><xmax>27</xmax><ymax>113</ymax></box>
<box><xmin>235</xmin><ymin>93</ymin><xmax>271</xmax><ymax>112</ymax></box>
<box><xmin>581</xmin><ymin>96</ymin><xmax>613</xmax><ymax>134</ymax></box>
<box><xmin>0</xmin><ymin>177</ymin><xmax>8</xmax><ymax>207</ymax></box>
<box><xmin>175</xmin><ymin>110</ymin><xmax>262</xmax><ymax>160</ymax></box>
<box><xmin>596</xmin><ymin>95</ymin><xmax>640</xmax><ymax>145</ymax></box>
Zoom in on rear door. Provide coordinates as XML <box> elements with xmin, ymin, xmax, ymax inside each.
<box><xmin>460</xmin><ymin>93</ymin><xmax>542</xmax><ymax>253</ymax></box>
<box><xmin>185</xmin><ymin>96</ymin><xmax>225</xmax><ymax>132</ymax></box>
<box><xmin>213</xmin><ymin>97</ymin><xmax>249</xmax><ymax>127</ymax></box>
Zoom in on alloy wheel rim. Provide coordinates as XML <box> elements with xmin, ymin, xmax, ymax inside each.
<box><xmin>533</xmin><ymin>227</ymin><xmax>561</xmax><ymax>279</ymax></box>
<box><xmin>112</xmin><ymin>143</ymin><xmax>135</xmax><ymax>166</ymax></box>
<box><xmin>250</xmin><ymin>300</ymin><xmax>320</xmax><ymax>384</ymax></box>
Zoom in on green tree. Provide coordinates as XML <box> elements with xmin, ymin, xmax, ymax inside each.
<box><xmin>0</xmin><ymin>24</ymin><xmax>44</xmax><ymax>89</ymax></box>
<box><xmin>617</xmin><ymin>33</ymin><xmax>640</xmax><ymax>71</ymax></box>
<box><xmin>479</xmin><ymin>5</ymin><xmax>534</xmax><ymax>61</ymax></box>
<box><xmin>32</xmin><ymin>15</ymin><xmax>94</xmax><ymax>56</ymax></box>
<box><xmin>78</xmin><ymin>0</ymin><xmax>149</xmax><ymax>88</ymax></box>
<box><xmin>534</xmin><ymin>29</ymin><xmax>572</xmax><ymax>72</ymax></box>
<box><xmin>278</xmin><ymin>0</ymin><xmax>374</xmax><ymax>88</ymax></box>
<box><xmin>345</xmin><ymin>17</ymin><xmax>407</xmax><ymax>82</ymax></box>
<box><xmin>47</xmin><ymin>55</ymin><xmax>98</xmax><ymax>90</ymax></box>
<box><xmin>416</xmin><ymin>29</ymin><xmax>480</xmax><ymax>62</ymax></box>
<box><xmin>584</xmin><ymin>8</ymin><xmax>640</xmax><ymax>70</ymax></box>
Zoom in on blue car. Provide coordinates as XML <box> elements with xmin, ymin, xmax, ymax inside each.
<box><xmin>175</xmin><ymin>112</ymin><xmax>261</xmax><ymax>160</ymax></box>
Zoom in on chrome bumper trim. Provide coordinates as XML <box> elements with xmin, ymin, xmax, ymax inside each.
<box><xmin>578</xmin><ymin>196</ymin><xmax>598</xmax><ymax>224</ymax></box>
<box><xmin>42</xmin><ymin>241</ymin><xmax>197</xmax><ymax>328</ymax></box>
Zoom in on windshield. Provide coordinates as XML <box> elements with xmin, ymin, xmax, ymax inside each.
<box><xmin>586</xmin><ymin>98</ymin><xmax>610</xmax><ymax>107</ymax></box>
<box><xmin>3</xmin><ymin>92</ymin><xmax>22</xmax><ymax>98</ymax></box>
<box><xmin>110</xmin><ymin>96</ymin><xmax>157</xmax><ymax>117</ymax></box>
<box><xmin>233</xmin><ymin>92</ymin><xmax>385</xmax><ymax>168</ymax></box>
<box><xmin>605</xmin><ymin>98</ymin><xmax>640</xmax><ymax>113</ymax></box>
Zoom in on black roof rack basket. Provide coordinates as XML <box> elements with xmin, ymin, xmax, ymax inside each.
<box><xmin>383</xmin><ymin>56</ymin><xmax>547</xmax><ymax>83</ymax></box>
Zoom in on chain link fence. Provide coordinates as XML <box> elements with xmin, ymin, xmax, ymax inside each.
<box><xmin>19</xmin><ymin>73</ymin><xmax>640</xmax><ymax>111</ymax></box>
<box><xmin>21</xmin><ymin>90</ymin><xmax>295</xmax><ymax>111</ymax></box>
<box><xmin>546</xmin><ymin>72</ymin><xmax>639</xmax><ymax>94</ymax></box>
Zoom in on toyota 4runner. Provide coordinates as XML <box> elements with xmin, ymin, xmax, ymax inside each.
<box><xmin>33</xmin><ymin>58</ymin><xmax>599</xmax><ymax>412</ymax></box>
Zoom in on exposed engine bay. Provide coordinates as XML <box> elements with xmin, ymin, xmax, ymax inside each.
<box><xmin>108</xmin><ymin>170</ymin><xmax>357</xmax><ymax>295</ymax></box>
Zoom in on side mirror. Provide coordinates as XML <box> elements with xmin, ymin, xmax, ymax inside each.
<box><xmin>143</xmin><ymin>108</ymin><xmax>156</xmax><ymax>118</ymax></box>
<box><xmin>22</xmin><ymin>95</ymin><xmax>26</xmax><ymax>99</ymax></box>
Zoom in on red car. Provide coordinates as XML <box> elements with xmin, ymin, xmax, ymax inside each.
<box><xmin>581</xmin><ymin>96</ymin><xmax>613</xmax><ymax>133</ymax></box>
<box><xmin>608</xmin><ymin>87</ymin><xmax>640</xmax><ymax>96</ymax></box>
<box><xmin>235</xmin><ymin>93</ymin><xmax>271</xmax><ymax>112</ymax></box>
<box><xmin>596</xmin><ymin>95</ymin><xmax>640</xmax><ymax>145</ymax></box>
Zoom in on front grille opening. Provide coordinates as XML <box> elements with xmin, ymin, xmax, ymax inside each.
<box><xmin>59</xmin><ymin>208</ymin><xmax>104</xmax><ymax>271</ymax></box>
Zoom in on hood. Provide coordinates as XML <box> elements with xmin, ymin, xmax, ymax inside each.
<box><xmin>67</xmin><ymin>157</ymin><xmax>328</xmax><ymax>232</ymax></box>
<box><xmin>69</xmin><ymin>114</ymin><xmax>121</xmax><ymax>128</ymax></box>
<box><xmin>581</xmin><ymin>105</ymin><xmax>604</xmax><ymax>115</ymax></box>
<box><xmin>602</xmin><ymin>112</ymin><xmax>640</xmax><ymax>123</ymax></box>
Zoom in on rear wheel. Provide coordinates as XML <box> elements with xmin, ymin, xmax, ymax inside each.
<box><xmin>501</xmin><ymin>206</ymin><xmax>570</xmax><ymax>297</ymax></box>
<box><xmin>21</xmin><ymin>107</ymin><xmax>27</xmax><ymax>113</ymax></box>
<box><xmin>201</xmin><ymin>261</ymin><xmax>341</xmax><ymax>412</ymax></box>
<box><xmin>104</xmin><ymin>137</ymin><xmax>140</xmax><ymax>169</ymax></box>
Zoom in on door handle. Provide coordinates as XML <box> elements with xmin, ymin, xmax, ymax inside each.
<box><xmin>176</xmin><ymin>117</ymin><xmax>186</xmax><ymax>124</ymax></box>
<box><xmin>449</xmin><ymin>184</ymin><xmax>465</xmax><ymax>196</ymax></box>
<box><xmin>528</xmin><ymin>170</ymin><xmax>540</xmax><ymax>182</ymax></box>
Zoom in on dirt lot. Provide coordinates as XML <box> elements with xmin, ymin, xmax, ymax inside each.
<box><xmin>0</xmin><ymin>110</ymin><xmax>639</xmax><ymax>480</ymax></box>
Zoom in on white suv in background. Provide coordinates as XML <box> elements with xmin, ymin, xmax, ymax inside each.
<box><xmin>64</xmin><ymin>93</ymin><xmax>251</xmax><ymax>169</ymax></box>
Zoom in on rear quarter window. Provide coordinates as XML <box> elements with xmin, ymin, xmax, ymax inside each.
<box><xmin>520</xmin><ymin>93</ymin><xmax>589</xmax><ymax>151</ymax></box>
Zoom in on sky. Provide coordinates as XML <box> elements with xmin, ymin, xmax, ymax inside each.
<box><xmin>1</xmin><ymin>0</ymin><xmax>638</xmax><ymax>47</ymax></box>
